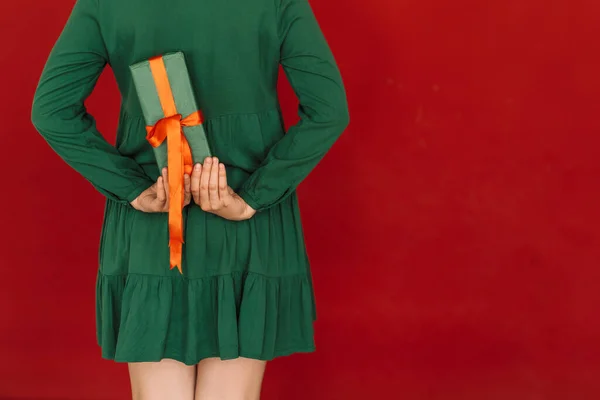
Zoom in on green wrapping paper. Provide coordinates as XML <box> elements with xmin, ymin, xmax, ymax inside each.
<box><xmin>129</xmin><ymin>52</ymin><xmax>212</xmax><ymax>171</ymax></box>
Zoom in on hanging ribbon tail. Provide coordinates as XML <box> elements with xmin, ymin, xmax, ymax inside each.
<box><xmin>169</xmin><ymin>239</ymin><xmax>183</xmax><ymax>274</ymax></box>
<box><xmin>166</xmin><ymin>115</ymin><xmax>185</xmax><ymax>276</ymax></box>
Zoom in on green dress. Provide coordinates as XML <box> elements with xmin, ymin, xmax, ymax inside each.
<box><xmin>31</xmin><ymin>0</ymin><xmax>349</xmax><ymax>365</ymax></box>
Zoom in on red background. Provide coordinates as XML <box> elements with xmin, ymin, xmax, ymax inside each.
<box><xmin>2</xmin><ymin>0</ymin><xmax>600</xmax><ymax>398</ymax></box>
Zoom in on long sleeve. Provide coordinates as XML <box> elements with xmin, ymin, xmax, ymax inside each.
<box><xmin>31</xmin><ymin>0</ymin><xmax>155</xmax><ymax>204</ymax></box>
<box><xmin>237</xmin><ymin>0</ymin><xmax>350</xmax><ymax>212</ymax></box>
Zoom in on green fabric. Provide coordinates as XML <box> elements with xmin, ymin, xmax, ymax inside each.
<box><xmin>31</xmin><ymin>0</ymin><xmax>348</xmax><ymax>365</ymax></box>
<box><xmin>130</xmin><ymin>52</ymin><xmax>212</xmax><ymax>171</ymax></box>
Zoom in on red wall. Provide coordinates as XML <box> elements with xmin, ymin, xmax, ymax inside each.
<box><xmin>2</xmin><ymin>0</ymin><xmax>599</xmax><ymax>399</ymax></box>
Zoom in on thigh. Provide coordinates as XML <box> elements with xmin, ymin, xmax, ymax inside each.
<box><xmin>128</xmin><ymin>358</ymin><xmax>197</xmax><ymax>400</ymax></box>
<box><xmin>195</xmin><ymin>357</ymin><xmax>267</xmax><ymax>400</ymax></box>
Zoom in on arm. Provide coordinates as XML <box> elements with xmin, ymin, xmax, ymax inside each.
<box><xmin>236</xmin><ymin>0</ymin><xmax>350</xmax><ymax>212</ymax></box>
<box><xmin>31</xmin><ymin>0</ymin><xmax>154</xmax><ymax>204</ymax></box>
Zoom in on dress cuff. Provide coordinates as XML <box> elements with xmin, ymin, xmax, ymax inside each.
<box><xmin>237</xmin><ymin>187</ymin><xmax>263</xmax><ymax>213</ymax></box>
<box><xmin>124</xmin><ymin>178</ymin><xmax>155</xmax><ymax>204</ymax></box>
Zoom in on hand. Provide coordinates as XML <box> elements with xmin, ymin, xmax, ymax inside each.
<box><xmin>130</xmin><ymin>167</ymin><xmax>192</xmax><ymax>212</ymax></box>
<box><xmin>191</xmin><ymin>156</ymin><xmax>256</xmax><ymax>221</ymax></box>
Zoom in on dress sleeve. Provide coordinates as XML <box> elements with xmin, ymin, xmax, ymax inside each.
<box><xmin>31</xmin><ymin>0</ymin><xmax>155</xmax><ymax>204</ymax></box>
<box><xmin>237</xmin><ymin>0</ymin><xmax>350</xmax><ymax>212</ymax></box>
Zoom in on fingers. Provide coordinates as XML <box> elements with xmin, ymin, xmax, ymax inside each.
<box><xmin>199</xmin><ymin>157</ymin><xmax>212</xmax><ymax>210</ymax></box>
<box><xmin>138</xmin><ymin>168</ymin><xmax>192</xmax><ymax>213</ymax></box>
<box><xmin>156</xmin><ymin>176</ymin><xmax>166</xmax><ymax>205</ymax></box>
<box><xmin>208</xmin><ymin>157</ymin><xmax>220</xmax><ymax>207</ymax></box>
<box><xmin>161</xmin><ymin>167</ymin><xmax>171</xmax><ymax>212</ymax></box>
<box><xmin>191</xmin><ymin>163</ymin><xmax>202</xmax><ymax>204</ymax></box>
<box><xmin>191</xmin><ymin>157</ymin><xmax>230</xmax><ymax>213</ymax></box>
<box><xmin>184</xmin><ymin>173</ymin><xmax>191</xmax><ymax>206</ymax></box>
<box><xmin>218</xmin><ymin>163</ymin><xmax>231</xmax><ymax>207</ymax></box>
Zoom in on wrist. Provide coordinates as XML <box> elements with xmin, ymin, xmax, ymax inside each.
<box><xmin>242</xmin><ymin>203</ymin><xmax>257</xmax><ymax>220</ymax></box>
<box><xmin>237</xmin><ymin>187</ymin><xmax>261</xmax><ymax>214</ymax></box>
<box><xmin>130</xmin><ymin>197</ymin><xmax>140</xmax><ymax>210</ymax></box>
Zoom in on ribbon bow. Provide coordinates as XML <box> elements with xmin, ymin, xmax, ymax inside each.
<box><xmin>146</xmin><ymin>56</ymin><xmax>204</xmax><ymax>274</ymax></box>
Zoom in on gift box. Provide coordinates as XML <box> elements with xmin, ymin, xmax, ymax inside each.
<box><xmin>130</xmin><ymin>51</ymin><xmax>211</xmax><ymax>171</ymax></box>
<box><xmin>129</xmin><ymin>51</ymin><xmax>212</xmax><ymax>274</ymax></box>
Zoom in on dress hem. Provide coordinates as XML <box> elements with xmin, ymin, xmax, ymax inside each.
<box><xmin>96</xmin><ymin>269</ymin><xmax>317</xmax><ymax>365</ymax></box>
<box><xmin>101</xmin><ymin>345</ymin><xmax>317</xmax><ymax>366</ymax></box>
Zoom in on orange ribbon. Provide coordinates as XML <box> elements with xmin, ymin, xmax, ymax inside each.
<box><xmin>146</xmin><ymin>56</ymin><xmax>204</xmax><ymax>274</ymax></box>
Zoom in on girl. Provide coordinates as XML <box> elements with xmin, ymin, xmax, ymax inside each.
<box><xmin>31</xmin><ymin>0</ymin><xmax>349</xmax><ymax>398</ymax></box>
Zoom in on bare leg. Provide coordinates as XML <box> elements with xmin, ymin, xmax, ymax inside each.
<box><xmin>128</xmin><ymin>358</ymin><xmax>197</xmax><ymax>400</ymax></box>
<box><xmin>195</xmin><ymin>357</ymin><xmax>267</xmax><ymax>400</ymax></box>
